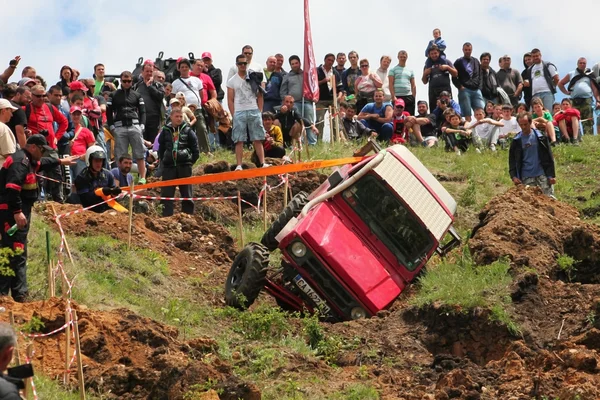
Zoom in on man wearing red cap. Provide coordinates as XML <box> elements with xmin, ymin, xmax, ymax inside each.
<box><xmin>202</xmin><ymin>52</ymin><xmax>224</xmax><ymax>102</ymax></box>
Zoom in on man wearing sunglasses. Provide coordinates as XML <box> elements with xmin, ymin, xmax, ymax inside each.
<box><xmin>0</xmin><ymin>134</ymin><xmax>77</xmax><ymax>302</ymax></box>
<box><xmin>107</xmin><ymin>71</ymin><xmax>147</xmax><ymax>184</ymax></box>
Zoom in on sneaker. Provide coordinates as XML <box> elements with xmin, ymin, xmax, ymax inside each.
<box><xmin>475</xmin><ymin>148</ymin><xmax>482</xmax><ymax>154</ymax></box>
<box><xmin>421</xmin><ymin>140</ymin><xmax>427</xmax><ymax>147</ymax></box>
<box><xmin>490</xmin><ymin>144</ymin><xmax>497</xmax><ymax>152</ymax></box>
<box><xmin>262</xmin><ymin>163</ymin><xmax>272</xmax><ymax>168</ymax></box>
<box><xmin>138</xmin><ymin>178</ymin><xmax>146</xmax><ymax>185</ymax></box>
<box><xmin>235</xmin><ymin>165</ymin><xmax>243</xmax><ymax>171</ymax></box>
<box><xmin>455</xmin><ymin>149</ymin><xmax>462</xmax><ymax>156</ymax></box>
<box><xmin>550</xmin><ymin>141</ymin><xmax>557</xmax><ymax>147</ymax></box>
<box><xmin>571</xmin><ymin>139</ymin><xmax>580</xmax><ymax>147</ymax></box>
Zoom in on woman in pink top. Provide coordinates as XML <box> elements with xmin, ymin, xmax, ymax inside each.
<box><xmin>355</xmin><ymin>58</ymin><xmax>383</xmax><ymax>113</ymax></box>
<box><xmin>69</xmin><ymin>105</ymin><xmax>96</xmax><ymax>180</ymax></box>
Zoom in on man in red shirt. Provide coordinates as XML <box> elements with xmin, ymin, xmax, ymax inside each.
<box><xmin>25</xmin><ymin>85</ymin><xmax>68</xmax><ymax>202</ymax></box>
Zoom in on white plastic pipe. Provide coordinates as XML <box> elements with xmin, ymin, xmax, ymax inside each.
<box><xmin>301</xmin><ymin>150</ymin><xmax>387</xmax><ymax>217</ymax></box>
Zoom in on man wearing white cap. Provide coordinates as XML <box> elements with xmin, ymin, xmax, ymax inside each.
<box><xmin>0</xmin><ymin>99</ymin><xmax>17</xmax><ymax>166</ymax></box>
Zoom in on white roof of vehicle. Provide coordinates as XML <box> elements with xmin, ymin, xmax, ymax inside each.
<box><xmin>373</xmin><ymin>145</ymin><xmax>456</xmax><ymax>240</ymax></box>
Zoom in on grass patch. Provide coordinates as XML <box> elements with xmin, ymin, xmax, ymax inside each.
<box><xmin>328</xmin><ymin>383</ymin><xmax>380</xmax><ymax>399</ymax></box>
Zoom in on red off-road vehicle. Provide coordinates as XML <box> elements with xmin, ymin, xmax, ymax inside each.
<box><xmin>225</xmin><ymin>142</ymin><xmax>460</xmax><ymax>321</ymax></box>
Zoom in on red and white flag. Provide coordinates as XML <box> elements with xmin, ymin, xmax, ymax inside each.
<box><xmin>302</xmin><ymin>0</ymin><xmax>319</xmax><ymax>102</ymax></box>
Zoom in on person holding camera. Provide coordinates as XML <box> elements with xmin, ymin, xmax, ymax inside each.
<box><xmin>0</xmin><ymin>57</ymin><xmax>20</xmax><ymax>87</ymax></box>
<box><xmin>0</xmin><ymin>323</ymin><xmax>21</xmax><ymax>399</ymax></box>
<box><xmin>432</xmin><ymin>91</ymin><xmax>462</xmax><ymax>123</ymax></box>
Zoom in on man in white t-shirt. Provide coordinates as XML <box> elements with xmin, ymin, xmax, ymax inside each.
<box><xmin>172</xmin><ymin>59</ymin><xmax>203</xmax><ymax>107</ymax></box>
<box><xmin>376</xmin><ymin>55</ymin><xmax>392</xmax><ymax>102</ymax></box>
<box><xmin>0</xmin><ymin>99</ymin><xmax>18</xmax><ymax>167</ymax></box>
<box><xmin>227</xmin><ymin>45</ymin><xmax>266</xmax><ymax>86</ymax></box>
<box><xmin>523</xmin><ymin>48</ymin><xmax>558</xmax><ymax>112</ymax></box>
<box><xmin>227</xmin><ymin>54</ymin><xmax>269</xmax><ymax>171</ymax></box>
<box><xmin>466</xmin><ymin>107</ymin><xmax>504</xmax><ymax>151</ymax></box>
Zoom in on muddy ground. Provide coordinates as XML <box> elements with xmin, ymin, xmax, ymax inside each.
<box><xmin>3</xmin><ymin>168</ymin><xmax>600</xmax><ymax>399</ymax></box>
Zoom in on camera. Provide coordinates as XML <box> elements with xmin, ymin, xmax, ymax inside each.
<box><xmin>6</xmin><ymin>363</ymin><xmax>34</xmax><ymax>389</ymax></box>
<box><xmin>441</xmin><ymin>99</ymin><xmax>449</xmax><ymax>106</ymax></box>
<box><xmin>39</xmin><ymin>129</ymin><xmax>49</xmax><ymax>137</ymax></box>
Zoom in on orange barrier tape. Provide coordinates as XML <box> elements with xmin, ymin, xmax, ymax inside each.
<box><xmin>125</xmin><ymin>157</ymin><xmax>364</xmax><ymax>191</ymax></box>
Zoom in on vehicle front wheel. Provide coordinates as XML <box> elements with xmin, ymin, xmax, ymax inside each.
<box><xmin>225</xmin><ymin>242</ymin><xmax>270</xmax><ymax>309</ymax></box>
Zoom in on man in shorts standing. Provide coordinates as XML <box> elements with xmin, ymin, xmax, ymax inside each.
<box><xmin>227</xmin><ymin>54</ymin><xmax>269</xmax><ymax>171</ymax></box>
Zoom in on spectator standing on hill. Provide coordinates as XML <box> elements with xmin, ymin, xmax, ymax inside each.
<box><xmin>423</xmin><ymin>45</ymin><xmax>457</xmax><ymax>111</ymax></box>
<box><xmin>335</xmin><ymin>52</ymin><xmax>346</xmax><ymax>76</ymax></box>
<box><xmin>509</xmin><ymin>112</ymin><xmax>556</xmax><ymax>197</ymax></box>
<box><xmin>316</xmin><ymin>54</ymin><xmax>344</xmax><ymax>142</ymax></box>
<box><xmin>5</xmin><ymin>86</ymin><xmax>30</xmax><ymax>148</ymax></box>
<box><xmin>280</xmin><ymin>56</ymin><xmax>317</xmax><ymax>144</ymax></box>
<box><xmin>521</xmin><ymin>52</ymin><xmax>534</xmax><ymax>108</ymax></box>
<box><xmin>557</xmin><ymin>57</ymin><xmax>600</xmax><ymax>137</ymax></box>
<box><xmin>0</xmin><ymin>100</ymin><xmax>17</xmax><ymax>166</ymax></box>
<box><xmin>341</xmin><ymin>51</ymin><xmax>360</xmax><ymax>98</ymax></box>
<box><xmin>497</xmin><ymin>55</ymin><xmax>523</xmax><ymax>108</ymax></box>
<box><xmin>452</xmin><ymin>43</ymin><xmax>484</xmax><ymax>122</ymax></box>
<box><xmin>202</xmin><ymin>52</ymin><xmax>224</xmax><ymax>102</ymax></box>
<box><xmin>377</xmin><ymin>56</ymin><xmax>392</xmax><ymax>102</ymax></box>
<box><xmin>355</xmin><ymin>59</ymin><xmax>383</xmax><ymax>112</ymax></box>
<box><xmin>389</xmin><ymin>50</ymin><xmax>416</xmax><ymax>115</ymax></box>
<box><xmin>522</xmin><ymin>48</ymin><xmax>558</xmax><ymax>112</ymax></box>
<box><xmin>263</xmin><ymin>56</ymin><xmax>284</xmax><ymax>112</ymax></box>
<box><xmin>227</xmin><ymin>45</ymin><xmax>265</xmax><ymax>85</ymax></box>
<box><xmin>274</xmin><ymin>54</ymin><xmax>287</xmax><ymax>75</ymax></box>
<box><xmin>134</xmin><ymin>61</ymin><xmax>164</xmax><ymax>143</ymax></box>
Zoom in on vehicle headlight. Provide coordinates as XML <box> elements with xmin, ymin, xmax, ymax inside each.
<box><xmin>290</xmin><ymin>242</ymin><xmax>307</xmax><ymax>258</ymax></box>
<box><xmin>350</xmin><ymin>307</ymin><xmax>367</xmax><ymax>320</ymax></box>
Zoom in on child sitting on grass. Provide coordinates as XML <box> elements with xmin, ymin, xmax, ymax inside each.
<box><xmin>531</xmin><ymin>98</ymin><xmax>558</xmax><ymax>145</ymax></box>
<box><xmin>442</xmin><ymin>112</ymin><xmax>474</xmax><ymax>155</ymax></box>
<box><xmin>553</xmin><ymin>98</ymin><xmax>581</xmax><ymax>145</ymax></box>
<box><xmin>466</xmin><ymin>108</ymin><xmax>504</xmax><ymax>152</ymax></box>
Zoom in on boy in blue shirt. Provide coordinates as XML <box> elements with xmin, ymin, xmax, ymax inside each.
<box><xmin>425</xmin><ymin>28</ymin><xmax>447</xmax><ymax>68</ymax></box>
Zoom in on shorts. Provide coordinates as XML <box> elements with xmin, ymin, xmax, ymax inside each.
<box><xmin>114</xmin><ymin>124</ymin><xmax>145</xmax><ymax>159</ymax></box>
<box><xmin>232</xmin><ymin>109</ymin><xmax>265</xmax><ymax>143</ymax></box>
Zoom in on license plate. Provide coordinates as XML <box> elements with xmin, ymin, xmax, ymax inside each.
<box><xmin>294</xmin><ymin>274</ymin><xmax>331</xmax><ymax>314</ymax></box>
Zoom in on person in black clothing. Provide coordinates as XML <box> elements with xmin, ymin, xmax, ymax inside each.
<box><xmin>74</xmin><ymin>146</ymin><xmax>120</xmax><ymax>213</ymax></box>
<box><xmin>521</xmin><ymin>52</ymin><xmax>533</xmax><ymax>108</ymax></box>
<box><xmin>107</xmin><ymin>70</ymin><xmax>147</xmax><ymax>184</ymax></box>
<box><xmin>202</xmin><ymin>52</ymin><xmax>224</xmax><ymax>102</ymax></box>
<box><xmin>0</xmin><ymin>135</ymin><xmax>76</xmax><ymax>301</ymax></box>
<box><xmin>134</xmin><ymin>62</ymin><xmax>164</xmax><ymax>143</ymax></box>
<box><xmin>158</xmin><ymin>107</ymin><xmax>200</xmax><ymax>217</ymax></box>
<box><xmin>315</xmin><ymin>54</ymin><xmax>344</xmax><ymax>142</ymax></box>
<box><xmin>452</xmin><ymin>42</ymin><xmax>484</xmax><ymax>122</ymax></box>
<box><xmin>56</xmin><ymin>65</ymin><xmax>74</xmax><ymax>96</ymax></box>
<box><xmin>274</xmin><ymin>96</ymin><xmax>318</xmax><ymax>147</ymax></box>
<box><xmin>0</xmin><ymin>323</ymin><xmax>21</xmax><ymax>400</ymax></box>
<box><xmin>422</xmin><ymin>45</ymin><xmax>458</xmax><ymax>112</ymax></box>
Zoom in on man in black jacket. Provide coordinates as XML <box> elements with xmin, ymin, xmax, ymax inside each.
<box><xmin>134</xmin><ymin>62</ymin><xmax>164</xmax><ymax>143</ymax></box>
<box><xmin>274</xmin><ymin>96</ymin><xmax>318</xmax><ymax>146</ymax></box>
<box><xmin>453</xmin><ymin>43</ymin><xmax>484</xmax><ymax>122</ymax></box>
<box><xmin>202</xmin><ymin>52</ymin><xmax>224</xmax><ymax>101</ymax></box>
<box><xmin>0</xmin><ymin>323</ymin><xmax>21</xmax><ymax>399</ymax></box>
<box><xmin>158</xmin><ymin>107</ymin><xmax>200</xmax><ymax>217</ymax></box>
<box><xmin>509</xmin><ymin>112</ymin><xmax>556</xmax><ymax>196</ymax></box>
<box><xmin>74</xmin><ymin>146</ymin><xmax>120</xmax><ymax>213</ymax></box>
<box><xmin>0</xmin><ymin>135</ymin><xmax>76</xmax><ymax>301</ymax></box>
<box><xmin>107</xmin><ymin>71</ymin><xmax>147</xmax><ymax>184</ymax></box>
<box><xmin>315</xmin><ymin>54</ymin><xmax>344</xmax><ymax>143</ymax></box>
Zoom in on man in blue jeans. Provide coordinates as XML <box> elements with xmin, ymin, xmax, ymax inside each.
<box><xmin>522</xmin><ymin>48</ymin><xmax>559</xmax><ymax>112</ymax></box>
<box><xmin>452</xmin><ymin>42</ymin><xmax>484</xmax><ymax>122</ymax></box>
<box><xmin>227</xmin><ymin>54</ymin><xmax>270</xmax><ymax>171</ymax></box>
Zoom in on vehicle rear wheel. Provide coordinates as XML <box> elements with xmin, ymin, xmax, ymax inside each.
<box><xmin>261</xmin><ymin>191</ymin><xmax>309</xmax><ymax>251</ymax></box>
<box><xmin>225</xmin><ymin>242</ymin><xmax>270</xmax><ymax>309</ymax></box>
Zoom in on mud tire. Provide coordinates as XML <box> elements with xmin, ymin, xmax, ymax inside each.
<box><xmin>225</xmin><ymin>242</ymin><xmax>270</xmax><ymax>309</ymax></box>
<box><xmin>261</xmin><ymin>191</ymin><xmax>309</xmax><ymax>251</ymax></box>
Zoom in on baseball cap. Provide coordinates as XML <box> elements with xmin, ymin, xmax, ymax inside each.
<box><xmin>439</xmin><ymin>91</ymin><xmax>451</xmax><ymax>98</ymax></box>
<box><xmin>69</xmin><ymin>105</ymin><xmax>83</xmax><ymax>114</ymax></box>
<box><xmin>69</xmin><ymin>81</ymin><xmax>88</xmax><ymax>92</ymax></box>
<box><xmin>169</xmin><ymin>98</ymin><xmax>181</xmax><ymax>105</ymax></box>
<box><xmin>0</xmin><ymin>99</ymin><xmax>18</xmax><ymax>111</ymax></box>
<box><xmin>27</xmin><ymin>134</ymin><xmax>53</xmax><ymax>150</ymax></box>
<box><xmin>394</xmin><ymin>98</ymin><xmax>406</xmax><ymax>107</ymax></box>
<box><xmin>201</xmin><ymin>52</ymin><xmax>212</xmax><ymax>60</ymax></box>
<box><xmin>18</xmin><ymin>78</ymin><xmax>35</xmax><ymax>87</ymax></box>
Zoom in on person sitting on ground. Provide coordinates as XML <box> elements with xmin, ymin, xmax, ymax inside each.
<box><xmin>158</xmin><ymin>107</ymin><xmax>200</xmax><ymax>217</ymax></box>
<box><xmin>390</xmin><ymin>98</ymin><xmax>426</xmax><ymax>145</ymax></box>
<box><xmin>146</xmin><ymin>150</ymin><xmax>160</xmax><ymax>178</ymax></box>
<box><xmin>432</xmin><ymin>91</ymin><xmax>461</xmax><ymax>121</ymax></box>
<box><xmin>110</xmin><ymin>154</ymin><xmax>134</xmax><ymax>187</ymax></box>
<box><xmin>339</xmin><ymin>102</ymin><xmax>375</xmax><ymax>140</ymax></box>
<box><xmin>465</xmin><ymin>107</ymin><xmax>504</xmax><ymax>152</ymax></box>
<box><xmin>516</xmin><ymin>102</ymin><xmax>528</xmax><ymax>115</ymax></box>
<box><xmin>531</xmin><ymin>97</ymin><xmax>558</xmax><ymax>145</ymax></box>
<box><xmin>411</xmin><ymin>100</ymin><xmax>439</xmax><ymax>147</ymax></box>
<box><xmin>253</xmin><ymin>112</ymin><xmax>285</xmax><ymax>163</ymax></box>
<box><xmin>509</xmin><ymin>112</ymin><xmax>556</xmax><ymax>197</ymax></box>
<box><xmin>357</xmin><ymin>89</ymin><xmax>393</xmax><ymax>142</ymax></box>
<box><xmin>485</xmin><ymin>100</ymin><xmax>495</xmax><ymax>118</ymax></box>
<box><xmin>443</xmin><ymin>112</ymin><xmax>472</xmax><ymax>155</ymax></box>
<box><xmin>551</xmin><ymin>102</ymin><xmax>561</xmax><ymax>115</ymax></box>
<box><xmin>553</xmin><ymin>98</ymin><xmax>581</xmax><ymax>145</ymax></box>
<box><xmin>273</xmin><ymin>95</ymin><xmax>317</xmax><ymax>147</ymax></box>
<box><xmin>492</xmin><ymin>104</ymin><xmax>503</xmax><ymax>121</ymax></box>
<box><xmin>498</xmin><ymin>104</ymin><xmax>520</xmax><ymax>149</ymax></box>
<box><xmin>74</xmin><ymin>146</ymin><xmax>120</xmax><ymax>213</ymax></box>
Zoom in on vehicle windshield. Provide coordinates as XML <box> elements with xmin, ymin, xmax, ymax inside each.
<box><xmin>342</xmin><ymin>175</ymin><xmax>432</xmax><ymax>270</ymax></box>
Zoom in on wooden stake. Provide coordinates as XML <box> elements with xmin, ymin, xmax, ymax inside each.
<box><xmin>64</xmin><ymin>308</ymin><xmax>71</xmax><ymax>386</ymax></box>
<box><xmin>263</xmin><ymin>178</ymin><xmax>268</xmax><ymax>231</ymax></box>
<box><xmin>24</xmin><ymin>344</ymin><xmax>33</xmax><ymax>399</ymax></box>
<box><xmin>50</xmin><ymin>204</ymin><xmax>76</xmax><ymax>269</ymax></box>
<box><xmin>72</xmin><ymin>310</ymin><xmax>86</xmax><ymax>400</ymax></box>
<box><xmin>331</xmin><ymin>75</ymin><xmax>339</xmax><ymax>142</ymax></box>
<box><xmin>8</xmin><ymin>311</ymin><xmax>20</xmax><ymax>365</ymax></box>
<box><xmin>127</xmin><ymin>180</ymin><xmax>135</xmax><ymax>251</ymax></box>
<box><xmin>283</xmin><ymin>174</ymin><xmax>289</xmax><ymax>207</ymax></box>
<box><xmin>48</xmin><ymin>259</ymin><xmax>55</xmax><ymax>298</ymax></box>
<box><xmin>236</xmin><ymin>190</ymin><xmax>244</xmax><ymax>249</ymax></box>
<box><xmin>328</xmin><ymin>106</ymin><xmax>334</xmax><ymax>148</ymax></box>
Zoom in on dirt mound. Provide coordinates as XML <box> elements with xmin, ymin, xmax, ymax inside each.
<box><xmin>1</xmin><ymin>297</ymin><xmax>259</xmax><ymax>399</ymax></box>
<box><xmin>469</xmin><ymin>186</ymin><xmax>600</xmax><ymax>282</ymax></box>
